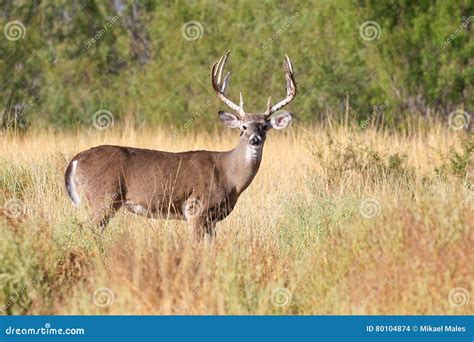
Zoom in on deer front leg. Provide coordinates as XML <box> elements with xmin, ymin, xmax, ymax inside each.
<box><xmin>186</xmin><ymin>216</ymin><xmax>216</xmax><ymax>242</ymax></box>
<box><xmin>188</xmin><ymin>219</ymin><xmax>206</xmax><ymax>242</ymax></box>
<box><xmin>188</xmin><ymin>220</ymin><xmax>216</xmax><ymax>244</ymax></box>
<box><xmin>183</xmin><ymin>198</ymin><xmax>207</xmax><ymax>241</ymax></box>
<box><xmin>204</xmin><ymin>218</ymin><xmax>216</xmax><ymax>240</ymax></box>
<box><xmin>186</xmin><ymin>215</ymin><xmax>206</xmax><ymax>241</ymax></box>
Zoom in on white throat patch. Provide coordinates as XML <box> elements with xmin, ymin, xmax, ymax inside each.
<box><xmin>246</xmin><ymin>145</ymin><xmax>261</xmax><ymax>162</ymax></box>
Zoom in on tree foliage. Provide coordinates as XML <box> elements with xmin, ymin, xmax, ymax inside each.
<box><xmin>0</xmin><ymin>0</ymin><xmax>472</xmax><ymax>131</ymax></box>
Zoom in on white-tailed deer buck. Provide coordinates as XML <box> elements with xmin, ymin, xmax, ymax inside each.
<box><xmin>65</xmin><ymin>51</ymin><xmax>297</xmax><ymax>239</ymax></box>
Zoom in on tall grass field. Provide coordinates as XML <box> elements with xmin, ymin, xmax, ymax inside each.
<box><xmin>1</xmin><ymin>123</ymin><xmax>472</xmax><ymax>315</ymax></box>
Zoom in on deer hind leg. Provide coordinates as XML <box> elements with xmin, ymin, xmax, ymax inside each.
<box><xmin>87</xmin><ymin>190</ymin><xmax>123</xmax><ymax>233</ymax></box>
<box><xmin>90</xmin><ymin>203</ymin><xmax>122</xmax><ymax>233</ymax></box>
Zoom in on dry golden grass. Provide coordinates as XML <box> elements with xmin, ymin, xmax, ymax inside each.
<box><xmin>0</xmin><ymin>123</ymin><xmax>472</xmax><ymax>315</ymax></box>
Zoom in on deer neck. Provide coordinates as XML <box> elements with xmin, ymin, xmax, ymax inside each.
<box><xmin>223</xmin><ymin>138</ymin><xmax>263</xmax><ymax>194</ymax></box>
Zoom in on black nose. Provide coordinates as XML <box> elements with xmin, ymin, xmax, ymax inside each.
<box><xmin>249</xmin><ymin>135</ymin><xmax>263</xmax><ymax>146</ymax></box>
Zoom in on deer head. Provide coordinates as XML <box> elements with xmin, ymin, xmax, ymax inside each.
<box><xmin>211</xmin><ymin>51</ymin><xmax>297</xmax><ymax>151</ymax></box>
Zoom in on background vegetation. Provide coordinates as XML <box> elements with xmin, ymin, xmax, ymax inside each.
<box><xmin>0</xmin><ymin>0</ymin><xmax>472</xmax><ymax>132</ymax></box>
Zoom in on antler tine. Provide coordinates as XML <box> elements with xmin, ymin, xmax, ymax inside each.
<box><xmin>211</xmin><ymin>51</ymin><xmax>245</xmax><ymax>117</ymax></box>
<box><xmin>221</xmin><ymin>71</ymin><xmax>230</xmax><ymax>94</ymax></box>
<box><xmin>285</xmin><ymin>54</ymin><xmax>294</xmax><ymax>74</ymax></box>
<box><xmin>213</xmin><ymin>55</ymin><xmax>223</xmax><ymax>78</ymax></box>
<box><xmin>265</xmin><ymin>55</ymin><xmax>297</xmax><ymax>118</ymax></box>
<box><xmin>264</xmin><ymin>96</ymin><xmax>272</xmax><ymax>115</ymax></box>
<box><xmin>217</xmin><ymin>51</ymin><xmax>229</xmax><ymax>84</ymax></box>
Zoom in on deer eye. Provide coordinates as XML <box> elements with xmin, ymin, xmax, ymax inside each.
<box><xmin>241</xmin><ymin>125</ymin><xmax>247</xmax><ymax>130</ymax></box>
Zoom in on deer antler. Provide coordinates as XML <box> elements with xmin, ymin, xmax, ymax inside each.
<box><xmin>211</xmin><ymin>51</ymin><xmax>245</xmax><ymax>118</ymax></box>
<box><xmin>264</xmin><ymin>55</ymin><xmax>297</xmax><ymax>118</ymax></box>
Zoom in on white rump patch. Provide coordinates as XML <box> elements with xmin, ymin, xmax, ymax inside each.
<box><xmin>67</xmin><ymin>160</ymin><xmax>81</xmax><ymax>207</ymax></box>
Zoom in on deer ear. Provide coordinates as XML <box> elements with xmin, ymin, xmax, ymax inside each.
<box><xmin>269</xmin><ymin>111</ymin><xmax>292</xmax><ymax>129</ymax></box>
<box><xmin>218</xmin><ymin>111</ymin><xmax>241</xmax><ymax>129</ymax></box>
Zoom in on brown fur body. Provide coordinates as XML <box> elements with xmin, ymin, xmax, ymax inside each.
<box><xmin>65</xmin><ymin>140</ymin><xmax>262</xmax><ymax>238</ymax></box>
